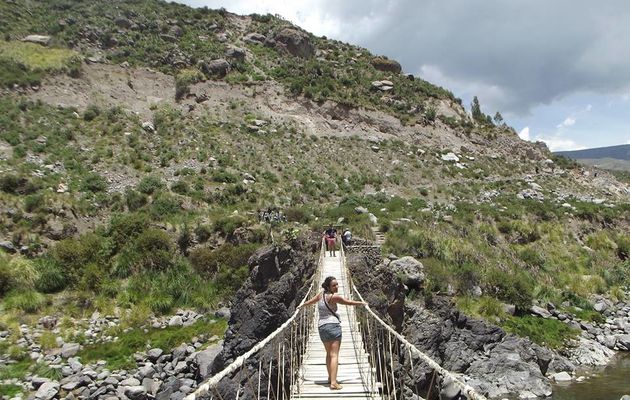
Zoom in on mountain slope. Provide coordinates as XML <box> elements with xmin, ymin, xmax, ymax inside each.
<box><xmin>556</xmin><ymin>144</ymin><xmax>630</xmax><ymax>171</ymax></box>
<box><xmin>0</xmin><ymin>3</ymin><xmax>629</xmax><ymax>397</ymax></box>
<box><xmin>556</xmin><ymin>144</ymin><xmax>630</xmax><ymax>161</ymax></box>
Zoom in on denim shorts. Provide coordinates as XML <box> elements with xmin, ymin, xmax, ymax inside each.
<box><xmin>318</xmin><ymin>323</ymin><xmax>342</xmax><ymax>342</ymax></box>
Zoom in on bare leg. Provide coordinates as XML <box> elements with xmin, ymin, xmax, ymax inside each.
<box><xmin>329</xmin><ymin>339</ymin><xmax>342</xmax><ymax>388</ymax></box>
<box><xmin>323</xmin><ymin>341</ymin><xmax>333</xmax><ymax>383</ymax></box>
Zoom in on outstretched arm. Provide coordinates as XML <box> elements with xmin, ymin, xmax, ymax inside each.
<box><xmin>297</xmin><ymin>293</ymin><xmax>321</xmax><ymax>309</ymax></box>
<box><xmin>332</xmin><ymin>296</ymin><xmax>367</xmax><ymax>307</ymax></box>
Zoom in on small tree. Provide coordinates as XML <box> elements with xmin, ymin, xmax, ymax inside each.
<box><xmin>493</xmin><ymin>111</ymin><xmax>504</xmax><ymax>125</ymax></box>
<box><xmin>471</xmin><ymin>96</ymin><xmax>483</xmax><ymax>122</ymax></box>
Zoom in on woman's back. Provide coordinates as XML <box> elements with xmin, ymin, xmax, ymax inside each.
<box><xmin>318</xmin><ymin>293</ymin><xmax>339</xmax><ymax>327</ymax></box>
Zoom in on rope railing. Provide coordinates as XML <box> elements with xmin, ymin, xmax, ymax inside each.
<box><xmin>342</xmin><ymin>242</ymin><xmax>488</xmax><ymax>400</ymax></box>
<box><xmin>188</xmin><ymin>236</ymin><xmax>488</xmax><ymax>400</ymax></box>
<box><xmin>184</xmin><ymin>240</ymin><xmax>326</xmax><ymax>400</ymax></box>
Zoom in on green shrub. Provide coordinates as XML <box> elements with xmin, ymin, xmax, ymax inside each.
<box><xmin>615</xmin><ymin>235</ymin><xmax>630</xmax><ymax>260</ymax></box>
<box><xmin>23</xmin><ymin>193</ymin><xmax>44</xmax><ymax>212</ymax></box>
<box><xmin>0</xmin><ymin>256</ymin><xmax>9</xmax><ymax>295</ymax></box>
<box><xmin>454</xmin><ymin>263</ymin><xmax>480</xmax><ymax>293</ymax></box>
<box><xmin>569</xmin><ymin>307</ymin><xmax>605</xmax><ymax>324</ymax></box>
<box><xmin>4</xmin><ymin>290</ymin><xmax>46</xmax><ymax>313</ymax></box>
<box><xmin>285</xmin><ymin>207</ymin><xmax>311</xmax><ymax>223</ymax></box>
<box><xmin>50</xmin><ymin>233</ymin><xmax>109</xmax><ymax>284</ymax></box>
<box><xmin>190</xmin><ymin>243</ymin><xmax>258</xmax><ymax>276</ymax></box>
<box><xmin>34</xmin><ymin>258</ymin><xmax>67</xmax><ymax>293</ymax></box>
<box><xmin>586</xmin><ymin>231</ymin><xmax>617</xmax><ymax>252</ymax></box>
<box><xmin>0</xmin><ymin>175</ymin><xmax>21</xmax><ymax>193</ymax></box>
<box><xmin>119</xmin><ymin>302</ymin><xmax>153</xmax><ymax>330</ymax></box>
<box><xmin>212</xmin><ymin>170</ymin><xmax>238</xmax><ymax>183</ymax></box>
<box><xmin>150</xmin><ymin>194</ymin><xmax>181</xmax><ymax>218</ymax></box>
<box><xmin>601</xmin><ymin>262</ymin><xmax>630</xmax><ymax>286</ymax></box>
<box><xmin>213</xmin><ymin>215</ymin><xmax>246</xmax><ymax>237</ymax></box>
<box><xmin>175</xmin><ymin>68</ymin><xmax>204</xmax><ymax>100</ymax></box>
<box><xmin>30</xmin><ymin>362</ymin><xmax>62</xmax><ymax>380</ymax></box>
<box><xmin>518</xmin><ymin>247</ymin><xmax>545</xmax><ymax>268</ymax></box>
<box><xmin>194</xmin><ymin>225</ymin><xmax>212</xmax><ymax>243</ymax></box>
<box><xmin>137</xmin><ymin>176</ymin><xmax>165</xmax><ymax>195</ymax></box>
<box><xmin>0</xmin><ymin>358</ymin><xmax>31</xmax><ymax>380</ymax></box>
<box><xmin>502</xmin><ymin>315</ymin><xmax>579</xmax><ymax>349</ymax></box>
<box><xmin>146</xmin><ymin>292</ymin><xmax>174</xmax><ymax>313</ymax></box>
<box><xmin>456</xmin><ymin>295</ymin><xmax>506</xmax><ymax>321</ymax></box>
<box><xmin>0</xmin><ymin>257</ymin><xmax>39</xmax><ymax>295</ymax></box>
<box><xmin>83</xmin><ymin>104</ymin><xmax>101</xmax><ymax>121</ymax></box>
<box><xmin>7</xmin><ymin>345</ymin><xmax>26</xmax><ymax>361</ymax></box>
<box><xmin>0</xmin><ymin>384</ymin><xmax>22</xmax><ymax>397</ymax></box>
<box><xmin>81</xmin><ymin>172</ymin><xmax>107</xmax><ymax>193</ymax></box>
<box><xmin>125</xmin><ymin>189</ymin><xmax>148</xmax><ymax>211</ymax></box>
<box><xmin>0</xmin><ymin>175</ymin><xmax>37</xmax><ymax>194</ymax></box>
<box><xmin>38</xmin><ymin>331</ymin><xmax>58</xmax><ymax>351</ymax></box>
<box><xmin>170</xmin><ymin>180</ymin><xmax>189</xmax><ymax>195</ymax></box>
<box><xmin>109</xmin><ymin>212</ymin><xmax>150</xmax><ymax>249</ymax></box>
<box><xmin>130</xmin><ymin>229</ymin><xmax>174</xmax><ymax>272</ymax></box>
<box><xmin>486</xmin><ymin>267</ymin><xmax>534</xmax><ymax>312</ymax></box>
<box><xmin>78</xmin><ymin>263</ymin><xmax>105</xmax><ymax>292</ymax></box>
<box><xmin>189</xmin><ymin>247</ymin><xmax>218</xmax><ymax>275</ymax></box>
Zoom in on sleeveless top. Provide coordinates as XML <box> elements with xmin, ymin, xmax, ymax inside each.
<box><xmin>318</xmin><ymin>292</ymin><xmax>340</xmax><ymax>327</ymax></box>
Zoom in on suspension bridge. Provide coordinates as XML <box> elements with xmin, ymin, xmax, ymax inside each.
<box><xmin>185</xmin><ymin>240</ymin><xmax>488</xmax><ymax>400</ymax></box>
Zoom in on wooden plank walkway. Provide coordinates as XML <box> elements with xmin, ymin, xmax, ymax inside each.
<box><xmin>293</xmin><ymin>253</ymin><xmax>378</xmax><ymax>400</ymax></box>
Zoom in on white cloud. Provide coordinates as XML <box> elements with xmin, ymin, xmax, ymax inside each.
<box><xmin>534</xmin><ymin>135</ymin><xmax>585</xmax><ymax>152</ymax></box>
<box><xmin>518</xmin><ymin>126</ymin><xmax>530</xmax><ymax>141</ymax></box>
<box><xmin>556</xmin><ymin>117</ymin><xmax>576</xmax><ymax>129</ymax></box>
<box><xmin>585</xmin><ymin>104</ymin><xmax>592</xmax><ymax>112</ymax></box>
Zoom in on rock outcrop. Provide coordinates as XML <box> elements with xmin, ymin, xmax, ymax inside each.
<box><xmin>274</xmin><ymin>28</ymin><xmax>315</xmax><ymax>59</ymax></box>
<box><xmin>212</xmin><ymin>233</ymin><xmax>319</xmax><ymax>372</ymax></box>
<box><xmin>348</xmin><ymin>250</ymin><xmax>575</xmax><ymax>399</ymax></box>
<box><xmin>370</xmin><ymin>56</ymin><xmax>402</xmax><ymax>73</ymax></box>
<box><xmin>200</xmin><ymin>58</ymin><xmax>230</xmax><ymax>78</ymax></box>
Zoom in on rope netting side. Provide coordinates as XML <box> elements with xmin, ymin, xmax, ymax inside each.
<box><xmin>342</xmin><ymin>242</ymin><xmax>488</xmax><ymax>400</ymax></box>
<box><xmin>184</xmin><ymin>240</ymin><xmax>326</xmax><ymax>400</ymax></box>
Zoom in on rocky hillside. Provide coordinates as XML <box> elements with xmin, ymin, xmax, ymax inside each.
<box><xmin>1</xmin><ymin>0</ymin><xmax>630</xmax><ymax>399</ymax></box>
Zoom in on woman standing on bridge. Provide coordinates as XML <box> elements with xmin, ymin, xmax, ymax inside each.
<box><xmin>298</xmin><ymin>276</ymin><xmax>367</xmax><ymax>390</ymax></box>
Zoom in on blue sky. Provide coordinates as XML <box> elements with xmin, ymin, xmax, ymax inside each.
<box><xmin>178</xmin><ymin>0</ymin><xmax>630</xmax><ymax>151</ymax></box>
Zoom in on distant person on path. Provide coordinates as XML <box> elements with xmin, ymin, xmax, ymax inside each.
<box><xmin>342</xmin><ymin>228</ymin><xmax>352</xmax><ymax>247</ymax></box>
<box><xmin>324</xmin><ymin>225</ymin><xmax>337</xmax><ymax>257</ymax></box>
<box><xmin>298</xmin><ymin>276</ymin><xmax>367</xmax><ymax>390</ymax></box>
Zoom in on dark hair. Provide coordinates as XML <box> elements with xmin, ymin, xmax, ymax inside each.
<box><xmin>322</xmin><ymin>276</ymin><xmax>336</xmax><ymax>292</ymax></box>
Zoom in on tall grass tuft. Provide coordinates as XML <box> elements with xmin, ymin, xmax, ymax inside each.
<box><xmin>34</xmin><ymin>258</ymin><xmax>66</xmax><ymax>293</ymax></box>
<box><xmin>4</xmin><ymin>290</ymin><xmax>46</xmax><ymax>313</ymax></box>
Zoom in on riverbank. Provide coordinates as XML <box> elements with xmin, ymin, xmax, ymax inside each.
<box><xmin>552</xmin><ymin>352</ymin><xmax>630</xmax><ymax>400</ymax></box>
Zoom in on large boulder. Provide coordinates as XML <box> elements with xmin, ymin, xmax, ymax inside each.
<box><xmin>200</xmin><ymin>58</ymin><xmax>230</xmax><ymax>78</ymax></box>
<box><xmin>243</xmin><ymin>32</ymin><xmax>266</xmax><ymax>44</ymax></box>
<box><xmin>274</xmin><ymin>28</ymin><xmax>315</xmax><ymax>58</ymax></box>
<box><xmin>616</xmin><ymin>334</ymin><xmax>630</xmax><ymax>350</ymax></box>
<box><xmin>194</xmin><ymin>343</ymin><xmax>223</xmax><ymax>379</ymax></box>
<box><xmin>0</xmin><ymin>241</ymin><xmax>16</xmax><ymax>253</ymax></box>
<box><xmin>114</xmin><ymin>17</ymin><xmax>132</xmax><ymax>29</ymax></box>
<box><xmin>370</xmin><ymin>56</ymin><xmax>402</xmax><ymax>73</ymax></box>
<box><xmin>388</xmin><ymin>256</ymin><xmax>425</xmax><ymax>290</ymax></box>
<box><xmin>35</xmin><ymin>381</ymin><xmax>59</xmax><ymax>399</ymax></box>
<box><xmin>225</xmin><ymin>46</ymin><xmax>246</xmax><ymax>62</ymax></box>
<box><xmin>61</xmin><ymin>342</ymin><xmax>80</xmax><ymax>358</ymax></box>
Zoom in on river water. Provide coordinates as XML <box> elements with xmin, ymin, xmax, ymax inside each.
<box><xmin>552</xmin><ymin>353</ymin><xmax>630</xmax><ymax>400</ymax></box>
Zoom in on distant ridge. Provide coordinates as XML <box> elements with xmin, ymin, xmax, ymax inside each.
<box><xmin>555</xmin><ymin>144</ymin><xmax>630</xmax><ymax>161</ymax></box>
